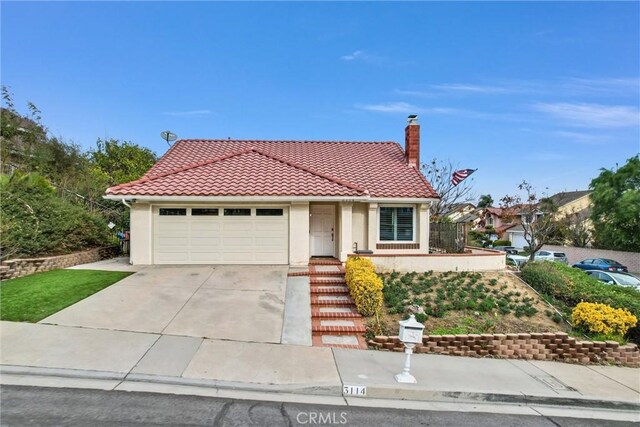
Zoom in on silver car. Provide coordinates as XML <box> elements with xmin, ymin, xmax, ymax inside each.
<box><xmin>585</xmin><ymin>270</ymin><xmax>640</xmax><ymax>291</ymax></box>
<box><xmin>534</xmin><ymin>250</ymin><xmax>568</xmax><ymax>264</ymax></box>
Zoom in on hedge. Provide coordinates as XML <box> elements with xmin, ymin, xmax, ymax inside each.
<box><xmin>344</xmin><ymin>257</ymin><xmax>383</xmax><ymax>316</ymax></box>
<box><xmin>520</xmin><ymin>262</ymin><xmax>640</xmax><ymax>342</ymax></box>
<box><xmin>492</xmin><ymin>240</ymin><xmax>511</xmax><ymax>247</ymax></box>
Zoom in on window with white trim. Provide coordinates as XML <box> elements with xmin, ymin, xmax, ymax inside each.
<box><xmin>379</xmin><ymin>207</ymin><xmax>414</xmax><ymax>241</ymax></box>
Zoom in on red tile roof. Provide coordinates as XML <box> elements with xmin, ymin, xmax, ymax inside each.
<box><xmin>107</xmin><ymin>140</ymin><xmax>438</xmax><ymax>198</ymax></box>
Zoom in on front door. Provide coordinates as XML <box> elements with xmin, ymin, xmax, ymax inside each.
<box><xmin>310</xmin><ymin>205</ymin><xmax>335</xmax><ymax>257</ymax></box>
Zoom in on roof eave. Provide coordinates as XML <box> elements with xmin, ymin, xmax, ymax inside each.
<box><xmin>104</xmin><ymin>194</ymin><xmax>438</xmax><ymax>204</ymax></box>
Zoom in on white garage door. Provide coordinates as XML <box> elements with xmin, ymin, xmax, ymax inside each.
<box><xmin>153</xmin><ymin>207</ymin><xmax>289</xmax><ymax>264</ymax></box>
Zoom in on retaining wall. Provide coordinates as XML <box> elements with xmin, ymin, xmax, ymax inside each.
<box><xmin>369</xmin><ymin>332</ymin><xmax>639</xmax><ymax>367</ymax></box>
<box><xmin>352</xmin><ymin>247</ymin><xmax>505</xmax><ymax>273</ymax></box>
<box><xmin>0</xmin><ymin>246</ymin><xmax>120</xmax><ymax>281</ymax></box>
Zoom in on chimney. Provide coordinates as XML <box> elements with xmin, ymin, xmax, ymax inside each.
<box><xmin>405</xmin><ymin>114</ymin><xmax>420</xmax><ymax>168</ymax></box>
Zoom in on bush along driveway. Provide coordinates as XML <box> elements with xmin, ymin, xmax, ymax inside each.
<box><xmin>0</xmin><ymin>269</ymin><xmax>131</xmax><ymax>322</ymax></box>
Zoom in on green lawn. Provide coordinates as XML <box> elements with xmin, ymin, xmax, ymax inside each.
<box><xmin>0</xmin><ymin>269</ymin><xmax>132</xmax><ymax>322</ymax></box>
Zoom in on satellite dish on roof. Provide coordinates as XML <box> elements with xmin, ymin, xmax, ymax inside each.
<box><xmin>161</xmin><ymin>130</ymin><xmax>177</xmax><ymax>146</ymax></box>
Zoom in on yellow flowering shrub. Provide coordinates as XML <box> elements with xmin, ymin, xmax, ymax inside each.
<box><xmin>572</xmin><ymin>302</ymin><xmax>638</xmax><ymax>337</ymax></box>
<box><xmin>345</xmin><ymin>257</ymin><xmax>383</xmax><ymax>316</ymax></box>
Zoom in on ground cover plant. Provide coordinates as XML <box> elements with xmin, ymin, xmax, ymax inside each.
<box><xmin>368</xmin><ymin>270</ymin><xmax>566</xmax><ymax>338</ymax></box>
<box><xmin>521</xmin><ymin>262</ymin><xmax>640</xmax><ymax>343</ymax></box>
<box><xmin>0</xmin><ymin>269</ymin><xmax>131</xmax><ymax>322</ymax></box>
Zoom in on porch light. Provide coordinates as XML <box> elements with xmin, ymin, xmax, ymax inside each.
<box><xmin>394</xmin><ymin>314</ymin><xmax>425</xmax><ymax>384</ymax></box>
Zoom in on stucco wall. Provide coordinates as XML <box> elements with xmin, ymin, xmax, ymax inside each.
<box><xmin>130</xmin><ymin>202</ymin><xmax>152</xmax><ymax>264</ymax></box>
<box><xmin>558</xmin><ymin>194</ymin><xmax>591</xmax><ymax>216</ymax></box>
<box><xmin>290</xmin><ymin>202</ymin><xmax>310</xmax><ymax>266</ymax></box>
<box><xmin>352</xmin><ymin>202</ymin><xmax>368</xmax><ymax>251</ymax></box>
<box><xmin>355</xmin><ymin>247</ymin><xmax>505</xmax><ymax>272</ymax></box>
<box><xmin>541</xmin><ymin>245</ymin><xmax>640</xmax><ymax>273</ymax></box>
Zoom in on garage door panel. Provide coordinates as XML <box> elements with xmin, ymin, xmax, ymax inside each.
<box><xmin>254</xmin><ymin>237</ymin><xmax>286</xmax><ymax>246</ymax></box>
<box><xmin>156</xmin><ymin>222</ymin><xmax>189</xmax><ymax>232</ymax></box>
<box><xmin>190</xmin><ymin>238</ymin><xmax>222</xmax><ymax>248</ymax></box>
<box><xmin>156</xmin><ymin>237</ymin><xmax>189</xmax><ymax>246</ymax></box>
<box><xmin>153</xmin><ymin>207</ymin><xmax>289</xmax><ymax>264</ymax></box>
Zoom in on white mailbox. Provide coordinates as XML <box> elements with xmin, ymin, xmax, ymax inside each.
<box><xmin>394</xmin><ymin>314</ymin><xmax>425</xmax><ymax>384</ymax></box>
<box><xmin>398</xmin><ymin>314</ymin><xmax>425</xmax><ymax>344</ymax></box>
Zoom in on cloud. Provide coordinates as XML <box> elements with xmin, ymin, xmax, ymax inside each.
<box><xmin>356</xmin><ymin>102</ymin><xmax>459</xmax><ymax>114</ymax></box>
<box><xmin>532</xmin><ymin>102</ymin><xmax>639</xmax><ymax>128</ymax></box>
<box><xmin>162</xmin><ymin>110</ymin><xmax>212</xmax><ymax>117</ymax></box>
<box><xmin>560</xmin><ymin>77</ymin><xmax>640</xmax><ymax>96</ymax></box>
<box><xmin>340</xmin><ymin>50</ymin><xmax>366</xmax><ymax>61</ymax></box>
<box><xmin>357</xmin><ymin>102</ymin><xmax>420</xmax><ymax>113</ymax></box>
<box><xmin>430</xmin><ymin>83</ymin><xmax>515</xmax><ymax>94</ymax></box>
<box><xmin>551</xmin><ymin>130</ymin><xmax>611</xmax><ymax>145</ymax></box>
<box><xmin>340</xmin><ymin>50</ymin><xmax>386</xmax><ymax>64</ymax></box>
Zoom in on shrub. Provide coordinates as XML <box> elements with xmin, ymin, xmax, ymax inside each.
<box><xmin>345</xmin><ymin>257</ymin><xmax>384</xmax><ymax>316</ymax></box>
<box><xmin>572</xmin><ymin>302</ymin><xmax>637</xmax><ymax>337</ymax></box>
<box><xmin>492</xmin><ymin>240</ymin><xmax>511</xmax><ymax>247</ymax></box>
<box><xmin>0</xmin><ymin>172</ymin><xmax>112</xmax><ymax>259</ymax></box>
<box><xmin>521</xmin><ymin>262</ymin><xmax>640</xmax><ymax>342</ymax></box>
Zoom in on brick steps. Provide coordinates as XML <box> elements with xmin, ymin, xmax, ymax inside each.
<box><xmin>310</xmin><ymin>277</ymin><xmax>346</xmax><ymax>285</ymax></box>
<box><xmin>310</xmin><ymin>286</ymin><xmax>350</xmax><ymax>294</ymax></box>
<box><xmin>310</xmin><ymin>296</ymin><xmax>354</xmax><ymax>306</ymax></box>
<box><xmin>308</xmin><ymin>258</ymin><xmax>367</xmax><ymax>350</ymax></box>
<box><xmin>311</xmin><ymin>309</ymin><xmax>361</xmax><ymax>318</ymax></box>
<box><xmin>309</xmin><ymin>258</ymin><xmax>343</xmax><ymax>266</ymax></box>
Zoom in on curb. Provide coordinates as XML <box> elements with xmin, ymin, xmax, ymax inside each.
<box><xmin>2</xmin><ymin>365</ymin><xmax>639</xmax><ymax>412</ymax></box>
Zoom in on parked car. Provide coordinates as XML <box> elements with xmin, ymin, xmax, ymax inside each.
<box><xmin>507</xmin><ymin>254</ymin><xmax>529</xmax><ymax>268</ymax></box>
<box><xmin>584</xmin><ymin>270</ymin><xmax>640</xmax><ymax>290</ymax></box>
<box><xmin>493</xmin><ymin>245</ymin><xmax>518</xmax><ymax>255</ymax></box>
<box><xmin>572</xmin><ymin>258</ymin><xmax>628</xmax><ymax>272</ymax></box>
<box><xmin>533</xmin><ymin>251</ymin><xmax>568</xmax><ymax>264</ymax></box>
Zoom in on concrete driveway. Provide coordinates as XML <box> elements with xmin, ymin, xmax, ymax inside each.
<box><xmin>41</xmin><ymin>265</ymin><xmax>288</xmax><ymax>344</ymax></box>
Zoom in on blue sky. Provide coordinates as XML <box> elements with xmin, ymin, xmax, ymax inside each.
<box><xmin>2</xmin><ymin>2</ymin><xmax>639</xmax><ymax>200</ymax></box>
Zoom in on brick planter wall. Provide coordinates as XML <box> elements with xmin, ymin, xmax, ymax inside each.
<box><xmin>369</xmin><ymin>332</ymin><xmax>639</xmax><ymax>367</ymax></box>
<box><xmin>0</xmin><ymin>246</ymin><xmax>120</xmax><ymax>281</ymax></box>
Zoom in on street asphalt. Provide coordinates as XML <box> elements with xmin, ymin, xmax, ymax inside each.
<box><xmin>2</xmin><ymin>385</ymin><xmax>636</xmax><ymax>427</ymax></box>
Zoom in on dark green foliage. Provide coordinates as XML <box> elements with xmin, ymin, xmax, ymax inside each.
<box><xmin>589</xmin><ymin>155</ymin><xmax>640</xmax><ymax>251</ymax></box>
<box><xmin>0</xmin><ymin>172</ymin><xmax>113</xmax><ymax>259</ymax></box>
<box><xmin>1</xmin><ymin>90</ymin><xmax>158</xmax><ymax>259</ymax></box>
<box><xmin>521</xmin><ymin>262</ymin><xmax>640</xmax><ymax>341</ymax></box>
<box><xmin>492</xmin><ymin>240</ymin><xmax>511</xmax><ymax>247</ymax></box>
<box><xmin>415</xmin><ymin>312</ymin><xmax>427</xmax><ymax>323</ymax></box>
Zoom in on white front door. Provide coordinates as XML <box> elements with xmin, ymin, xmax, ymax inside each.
<box><xmin>310</xmin><ymin>205</ymin><xmax>335</xmax><ymax>257</ymax></box>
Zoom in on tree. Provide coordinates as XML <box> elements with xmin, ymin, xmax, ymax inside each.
<box><xmin>89</xmin><ymin>138</ymin><xmax>158</xmax><ymax>185</ymax></box>
<box><xmin>477</xmin><ymin>194</ymin><xmax>493</xmax><ymax>208</ymax></box>
<box><xmin>555</xmin><ymin>209</ymin><xmax>592</xmax><ymax>248</ymax></box>
<box><xmin>589</xmin><ymin>156</ymin><xmax>640</xmax><ymax>252</ymax></box>
<box><xmin>500</xmin><ymin>181</ymin><xmax>560</xmax><ymax>261</ymax></box>
<box><xmin>421</xmin><ymin>158</ymin><xmax>475</xmax><ymax>218</ymax></box>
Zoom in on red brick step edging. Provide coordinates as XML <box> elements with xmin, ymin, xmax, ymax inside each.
<box><xmin>369</xmin><ymin>332</ymin><xmax>640</xmax><ymax>367</ymax></box>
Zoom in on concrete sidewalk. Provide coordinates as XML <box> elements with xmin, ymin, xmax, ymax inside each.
<box><xmin>1</xmin><ymin>321</ymin><xmax>638</xmax><ymax>421</ymax></box>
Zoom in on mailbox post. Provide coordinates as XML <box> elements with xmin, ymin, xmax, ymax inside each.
<box><xmin>394</xmin><ymin>314</ymin><xmax>425</xmax><ymax>384</ymax></box>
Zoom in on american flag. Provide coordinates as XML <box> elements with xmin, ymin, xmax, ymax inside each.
<box><xmin>451</xmin><ymin>169</ymin><xmax>476</xmax><ymax>186</ymax></box>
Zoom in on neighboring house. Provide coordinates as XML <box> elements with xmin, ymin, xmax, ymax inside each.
<box><xmin>548</xmin><ymin>190</ymin><xmax>592</xmax><ymax>217</ymax></box>
<box><xmin>443</xmin><ymin>203</ymin><xmax>476</xmax><ymax>222</ymax></box>
<box><xmin>443</xmin><ymin>203</ymin><xmax>479</xmax><ymax>244</ymax></box>
<box><xmin>478</xmin><ymin>207</ymin><xmax>519</xmax><ymax>239</ymax></box>
<box><xmin>105</xmin><ymin>116</ymin><xmax>439</xmax><ymax>266</ymax></box>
